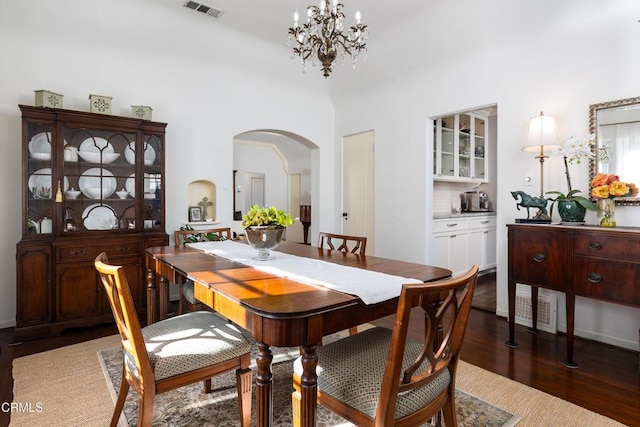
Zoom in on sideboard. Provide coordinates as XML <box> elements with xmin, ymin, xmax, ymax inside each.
<box><xmin>506</xmin><ymin>223</ymin><xmax>640</xmax><ymax>367</ymax></box>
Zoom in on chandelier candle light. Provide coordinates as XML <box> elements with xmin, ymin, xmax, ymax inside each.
<box><xmin>288</xmin><ymin>0</ymin><xmax>369</xmax><ymax>78</ymax></box>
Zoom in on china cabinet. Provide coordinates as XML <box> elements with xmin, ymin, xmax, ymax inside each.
<box><xmin>16</xmin><ymin>105</ymin><xmax>168</xmax><ymax>340</ymax></box>
<box><xmin>433</xmin><ymin>112</ymin><xmax>488</xmax><ymax>182</ymax></box>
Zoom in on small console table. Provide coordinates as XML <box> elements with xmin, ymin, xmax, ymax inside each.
<box><xmin>506</xmin><ymin>223</ymin><xmax>640</xmax><ymax>367</ymax></box>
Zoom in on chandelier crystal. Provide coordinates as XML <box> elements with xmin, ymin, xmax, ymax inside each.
<box><xmin>288</xmin><ymin>0</ymin><xmax>369</xmax><ymax>78</ymax></box>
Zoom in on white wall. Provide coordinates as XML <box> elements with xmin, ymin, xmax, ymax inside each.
<box><xmin>0</xmin><ymin>0</ymin><xmax>337</xmax><ymax>328</ymax></box>
<box><xmin>332</xmin><ymin>0</ymin><xmax>640</xmax><ymax>350</ymax></box>
<box><xmin>1</xmin><ymin>0</ymin><xmax>638</xmax><ymax>351</ymax></box>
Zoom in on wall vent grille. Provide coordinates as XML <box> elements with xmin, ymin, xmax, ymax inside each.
<box><xmin>184</xmin><ymin>1</ymin><xmax>224</xmax><ymax>18</ymax></box>
<box><xmin>514</xmin><ymin>291</ymin><xmax>557</xmax><ymax>334</ymax></box>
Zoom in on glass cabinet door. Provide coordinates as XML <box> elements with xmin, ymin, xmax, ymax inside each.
<box><xmin>472</xmin><ymin>116</ymin><xmax>486</xmax><ymax>181</ymax></box>
<box><xmin>141</xmin><ymin>133</ymin><xmax>163</xmax><ymax>232</ymax></box>
<box><xmin>434</xmin><ymin>112</ymin><xmax>488</xmax><ymax>183</ymax></box>
<box><xmin>60</xmin><ymin>127</ymin><xmax>136</xmax><ymax>232</ymax></box>
<box><xmin>434</xmin><ymin>115</ymin><xmax>456</xmax><ymax>178</ymax></box>
<box><xmin>458</xmin><ymin>114</ymin><xmax>471</xmax><ymax>178</ymax></box>
<box><xmin>25</xmin><ymin>122</ymin><xmax>55</xmax><ymax>236</ymax></box>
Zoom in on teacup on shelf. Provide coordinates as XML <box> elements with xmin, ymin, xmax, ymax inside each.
<box><xmin>65</xmin><ymin>188</ymin><xmax>81</xmax><ymax>199</ymax></box>
<box><xmin>116</xmin><ymin>189</ymin><xmax>129</xmax><ymax>199</ymax></box>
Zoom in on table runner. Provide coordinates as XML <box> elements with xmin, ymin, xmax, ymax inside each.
<box><xmin>187</xmin><ymin>240</ymin><xmax>423</xmax><ymax>305</ymax></box>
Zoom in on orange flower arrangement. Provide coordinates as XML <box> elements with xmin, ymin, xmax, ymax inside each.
<box><xmin>591</xmin><ymin>173</ymin><xmax>638</xmax><ymax>199</ymax></box>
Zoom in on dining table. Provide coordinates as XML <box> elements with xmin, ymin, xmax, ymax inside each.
<box><xmin>145</xmin><ymin>240</ymin><xmax>451</xmax><ymax>427</ymax></box>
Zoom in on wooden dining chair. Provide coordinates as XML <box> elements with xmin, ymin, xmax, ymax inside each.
<box><xmin>292</xmin><ymin>265</ymin><xmax>479</xmax><ymax>427</ymax></box>
<box><xmin>94</xmin><ymin>252</ymin><xmax>252</xmax><ymax>427</ymax></box>
<box><xmin>318</xmin><ymin>231</ymin><xmax>367</xmax><ymax>334</ymax></box>
<box><xmin>317</xmin><ymin>231</ymin><xmax>367</xmax><ymax>255</ymax></box>
<box><xmin>174</xmin><ymin>227</ymin><xmax>231</xmax><ymax>314</ymax></box>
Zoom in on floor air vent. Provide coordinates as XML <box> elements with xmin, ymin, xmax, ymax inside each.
<box><xmin>184</xmin><ymin>1</ymin><xmax>224</xmax><ymax>18</ymax></box>
<box><xmin>514</xmin><ymin>291</ymin><xmax>557</xmax><ymax>334</ymax></box>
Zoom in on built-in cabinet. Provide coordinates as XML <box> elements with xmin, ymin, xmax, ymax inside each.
<box><xmin>433</xmin><ymin>112</ymin><xmax>488</xmax><ymax>182</ymax></box>
<box><xmin>16</xmin><ymin>105</ymin><xmax>169</xmax><ymax>340</ymax></box>
<box><xmin>433</xmin><ymin>215</ymin><xmax>496</xmax><ymax>276</ymax></box>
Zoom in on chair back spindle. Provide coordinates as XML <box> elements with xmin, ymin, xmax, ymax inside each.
<box><xmin>318</xmin><ymin>231</ymin><xmax>367</xmax><ymax>255</ymax></box>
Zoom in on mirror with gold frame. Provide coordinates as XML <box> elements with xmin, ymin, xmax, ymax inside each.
<box><xmin>589</xmin><ymin>96</ymin><xmax>640</xmax><ymax>206</ymax></box>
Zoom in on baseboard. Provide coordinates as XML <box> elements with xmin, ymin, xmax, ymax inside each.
<box><xmin>573</xmin><ymin>327</ymin><xmax>638</xmax><ymax>351</ymax></box>
<box><xmin>496</xmin><ymin>309</ymin><xmax>638</xmax><ymax>351</ymax></box>
<box><xmin>0</xmin><ymin>319</ymin><xmax>16</xmax><ymax>330</ymax></box>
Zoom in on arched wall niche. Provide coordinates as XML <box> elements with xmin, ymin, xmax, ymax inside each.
<box><xmin>187</xmin><ymin>180</ymin><xmax>217</xmax><ymax>222</ymax></box>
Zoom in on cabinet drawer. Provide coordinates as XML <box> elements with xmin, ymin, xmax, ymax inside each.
<box><xmin>433</xmin><ymin>218</ymin><xmax>468</xmax><ymax>233</ymax></box>
<box><xmin>56</xmin><ymin>241</ymin><xmax>141</xmax><ymax>262</ymax></box>
<box><xmin>573</xmin><ymin>256</ymin><xmax>640</xmax><ymax>306</ymax></box>
<box><xmin>573</xmin><ymin>232</ymin><xmax>640</xmax><ymax>262</ymax></box>
<box><xmin>508</xmin><ymin>227</ymin><xmax>569</xmax><ymax>291</ymax></box>
<box><xmin>468</xmin><ymin>216</ymin><xmax>496</xmax><ymax>229</ymax></box>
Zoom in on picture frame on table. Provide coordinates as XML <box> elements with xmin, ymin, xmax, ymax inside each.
<box><xmin>188</xmin><ymin>206</ymin><xmax>202</xmax><ymax>222</ymax></box>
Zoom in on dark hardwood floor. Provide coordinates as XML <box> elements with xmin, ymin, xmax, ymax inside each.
<box><xmin>1</xmin><ymin>308</ymin><xmax>638</xmax><ymax>427</ymax></box>
<box><xmin>471</xmin><ymin>270</ymin><xmax>496</xmax><ymax>312</ymax></box>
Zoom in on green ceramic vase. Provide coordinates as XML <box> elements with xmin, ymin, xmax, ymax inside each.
<box><xmin>557</xmin><ymin>199</ymin><xmax>587</xmax><ymax>223</ymax></box>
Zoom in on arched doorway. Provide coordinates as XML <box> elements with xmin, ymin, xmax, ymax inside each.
<box><xmin>233</xmin><ymin>130</ymin><xmax>318</xmax><ymax>244</ymax></box>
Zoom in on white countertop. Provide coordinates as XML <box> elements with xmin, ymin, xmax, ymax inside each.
<box><xmin>433</xmin><ymin>211</ymin><xmax>495</xmax><ymax>219</ymax></box>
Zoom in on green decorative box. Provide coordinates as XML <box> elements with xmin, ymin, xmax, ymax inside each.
<box><xmin>34</xmin><ymin>90</ymin><xmax>63</xmax><ymax>108</ymax></box>
<box><xmin>89</xmin><ymin>94</ymin><xmax>112</xmax><ymax>114</ymax></box>
<box><xmin>131</xmin><ymin>105</ymin><xmax>153</xmax><ymax>120</ymax></box>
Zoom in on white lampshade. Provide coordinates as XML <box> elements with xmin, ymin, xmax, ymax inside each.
<box><xmin>522</xmin><ymin>111</ymin><xmax>561</xmax><ymax>152</ymax></box>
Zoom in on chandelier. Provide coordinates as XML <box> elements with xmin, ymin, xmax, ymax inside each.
<box><xmin>288</xmin><ymin>0</ymin><xmax>369</xmax><ymax>78</ymax></box>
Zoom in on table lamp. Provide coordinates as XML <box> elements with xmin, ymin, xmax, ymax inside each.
<box><xmin>522</xmin><ymin>111</ymin><xmax>562</xmax><ymax>198</ymax></box>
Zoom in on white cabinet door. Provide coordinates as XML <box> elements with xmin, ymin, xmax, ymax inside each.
<box><xmin>433</xmin><ymin>216</ymin><xmax>495</xmax><ymax>275</ymax></box>
<box><xmin>433</xmin><ymin>231</ymin><xmax>469</xmax><ymax>277</ymax></box>
<box><xmin>433</xmin><ymin>233</ymin><xmax>451</xmax><ymax>271</ymax></box>
<box><xmin>484</xmin><ymin>227</ymin><xmax>497</xmax><ymax>269</ymax></box>
<box><xmin>467</xmin><ymin>229</ymin><xmax>485</xmax><ymax>269</ymax></box>
<box><xmin>449</xmin><ymin>232</ymin><xmax>469</xmax><ymax>276</ymax></box>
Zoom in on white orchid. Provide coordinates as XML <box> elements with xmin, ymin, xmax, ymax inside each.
<box><xmin>558</xmin><ymin>133</ymin><xmax>595</xmax><ymax>164</ymax></box>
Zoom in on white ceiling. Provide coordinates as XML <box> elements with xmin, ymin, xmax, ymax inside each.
<box><xmin>157</xmin><ymin>0</ymin><xmax>432</xmax><ymax>49</ymax></box>
<box><xmin>158</xmin><ymin>0</ymin><xmax>432</xmax><ymax>150</ymax></box>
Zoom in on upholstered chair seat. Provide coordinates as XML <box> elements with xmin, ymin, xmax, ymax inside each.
<box><xmin>124</xmin><ymin>311</ymin><xmax>251</xmax><ymax>381</ymax></box>
<box><xmin>294</xmin><ymin>327</ymin><xmax>451</xmax><ymax>420</ymax></box>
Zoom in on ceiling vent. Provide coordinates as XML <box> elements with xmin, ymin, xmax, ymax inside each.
<box><xmin>184</xmin><ymin>1</ymin><xmax>224</xmax><ymax>18</ymax></box>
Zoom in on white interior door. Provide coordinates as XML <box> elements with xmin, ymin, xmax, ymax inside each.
<box><xmin>246</xmin><ymin>173</ymin><xmax>264</xmax><ymax>207</ymax></box>
<box><xmin>343</xmin><ymin>131</ymin><xmax>374</xmax><ymax>254</ymax></box>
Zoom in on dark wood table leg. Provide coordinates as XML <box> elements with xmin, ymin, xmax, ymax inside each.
<box><xmin>146</xmin><ymin>268</ymin><xmax>156</xmax><ymax>325</ymax></box>
<box><xmin>299</xmin><ymin>343</ymin><xmax>318</xmax><ymax>427</ymax></box>
<box><xmin>301</xmin><ymin>221</ymin><xmax>311</xmax><ymax>245</ymax></box>
<box><xmin>505</xmin><ymin>279</ymin><xmax>518</xmax><ymax>348</ymax></box>
<box><xmin>562</xmin><ymin>292</ymin><xmax>579</xmax><ymax>368</ymax></box>
<box><xmin>159</xmin><ymin>275</ymin><xmax>169</xmax><ymax>321</ymax></box>
<box><xmin>527</xmin><ymin>286</ymin><xmax>539</xmax><ymax>333</ymax></box>
<box><xmin>256</xmin><ymin>342</ymin><xmax>274</xmax><ymax>427</ymax></box>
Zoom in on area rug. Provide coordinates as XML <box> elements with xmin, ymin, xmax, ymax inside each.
<box><xmin>98</xmin><ymin>337</ymin><xmax>520</xmax><ymax>427</ymax></box>
<box><xmin>12</xmin><ymin>334</ymin><xmax>626</xmax><ymax>427</ymax></box>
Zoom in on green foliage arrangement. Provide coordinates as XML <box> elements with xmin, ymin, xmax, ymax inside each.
<box><xmin>241</xmin><ymin>205</ymin><xmax>294</xmax><ymax>229</ymax></box>
<box><xmin>179</xmin><ymin>225</ymin><xmax>228</xmax><ymax>243</ymax></box>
